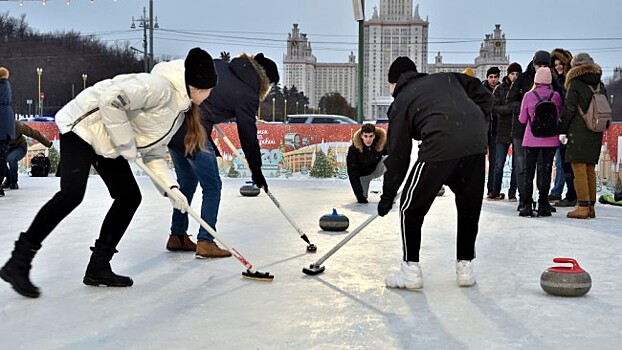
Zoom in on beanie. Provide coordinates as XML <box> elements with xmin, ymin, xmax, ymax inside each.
<box><xmin>0</xmin><ymin>67</ymin><xmax>9</xmax><ymax>80</ymax></box>
<box><xmin>534</xmin><ymin>67</ymin><xmax>552</xmax><ymax>84</ymax></box>
<box><xmin>388</xmin><ymin>56</ymin><xmax>417</xmax><ymax>83</ymax></box>
<box><xmin>570</xmin><ymin>52</ymin><xmax>594</xmax><ymax>67</ymax></box>
<box><xmin>507</xmin><ymin>62</ymin><xmax>522</xmax><ymax>75</ymax></box>
<box><xmin>254</xmin><ymin>53</ymin><xmax>280</xmax><ymax>84</ymax></box>
<box><xmin>462</xmin><ymin>68</ymin><xmax>476</xmax><ymax>77</ymax></box>
<box><xmin>533</xmin><ymin>50</ymin><xmax>551</xmax><ymax>66</ymax></box>
<box><xmin>184</xmin><ymin>47</ymin><xmax>217</xmax><ymax>89</ymax></box>
<box><xmin>486</xmin><ymin>67</ymin><xmax>500</xmax><ymax>77</ymax></box>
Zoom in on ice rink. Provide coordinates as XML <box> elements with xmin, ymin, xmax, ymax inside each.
<box><xmin>1</xmin><ymin>175</ymin><xmax>620</xmax><ymax>349</ymax></box>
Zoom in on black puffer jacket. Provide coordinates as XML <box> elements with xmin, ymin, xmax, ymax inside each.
<box><xmin>559</xmin><ymin>63</ymin><xmax>605</xmax><ymax>164</ymax></box>
<box><xmin>346</xmin><ymin>127</ymin><xmax>386</xmax><ymax>197</ymax></box>
<box><xmin>169</xmin><ymin>54</ymin><xmax>271</xmax><ymax>174</ymax></box>
<box><xmin>483</xmin><ymin>80</ymin><xmax>500</xmax><ymax>138</ymax></box>
<box><xmin>382</xmin><ymin>71</ymin><xmax>491</xmax><ymax>199</ymax></box>
<box><xmin>492</xmin><ymin>77</ymin><xmax>513</xmax><ymax>144</ymax></box>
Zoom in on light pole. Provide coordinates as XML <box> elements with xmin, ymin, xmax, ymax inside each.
<box><xmin>284</xmin><ymin>99</ymin><xmax>287</xmax><ymax>120</ymax></box>
<box><xmin>304</xmin><ymin>104</ymin><xmax>307</xmax><ymax>114</ymax></box>
<box><xmin>131</xmin><ymin>2</ymin><xmax>158</xmax><ymax>72</ymax></box>
<box><xmin>36</xmin><ymin>67</ymin><xmax>43</xmax><ymax>117</ymax></box>
<box><xmin>82</xmin><ymin>73</ymin><xmax>88</xmax><ymax>90</ymax></box>
<box><xmin>272</xmin><ymin>97</ymin><xmax>276</xmax><ymax>122</ymax></box>
<box><xmin>296</xmin><ymin>101</ymin><xmax>299</xmax><ymax>114</ymax></box>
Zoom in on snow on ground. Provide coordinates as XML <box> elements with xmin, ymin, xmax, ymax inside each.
<box><xmin>0</xmin><ymin>175</ymin><xmax>621</xmax><ymax>349</ymax></box>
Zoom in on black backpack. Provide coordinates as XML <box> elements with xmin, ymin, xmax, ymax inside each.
<box><xmin>529</xmin><ymin>91</ymin><xmax>558</xmax><ymax>137</ymax></box>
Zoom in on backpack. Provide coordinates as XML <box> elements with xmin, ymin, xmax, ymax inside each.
<box><xmin>529</xmin><ymin>90</ymin><xmax>558</xmax><ymax>137</ymax></box>
<box><xmin>578</xmin><ymin>84</ymin><xmax>612</xmax><ymax>132</ymax></box>
<box><xmin>30</xmin><ymin>156</ymin><xmax>50</xmax><ymax>177</ymax></box>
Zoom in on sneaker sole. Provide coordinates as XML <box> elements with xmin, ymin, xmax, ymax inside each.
<box><xmin>457</xmin><ymin>279</ymin><xmax>476</xmax><ymax>287</ymax></box>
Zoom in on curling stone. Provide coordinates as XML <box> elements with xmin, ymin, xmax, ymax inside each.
<box><xmin>319</xmin><ymin>208</ymin><xmax>349</xmax><ymax>231</ymax></box>
<box><xmin>540</xmin><ymin>257</ymin><xmax>591</xmax><ymax>297</ymax></box>
<box><xmin>239</xmin><ymin>181</ymin><xmax>260</xmax><ymax>197</ymax></box>
<box><xmin>437</xmin><ymin>186</ymin><xmax>445</xmax><ymax>196</ymax></box>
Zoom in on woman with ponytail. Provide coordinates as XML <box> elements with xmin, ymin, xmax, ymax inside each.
<box><xmin>0</xmin><ymin>48</ymin><xmax>217</xmax><ymax>298</ymax></box>
<box><xmin>166</xmin><ymin>51</ymin><xmax>279</xmax><ymax>258</ymax></box>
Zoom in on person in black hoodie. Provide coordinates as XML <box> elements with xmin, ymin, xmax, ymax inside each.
<box><xmin>166</xmin><ymin>52</ymin><xmax>279</xmax><ymax>258</ymax></box>
<box><xmin>483</xmin><ymin>67</ymin><xmax>501</xmax><ymax>198</ymax></box>
<box><xmin>507</xmin><ymin>50</ymin><xmax>562</xmax><ymax>213</ymax></box>
<box><xmin>346</xmin><ymin>123</ymin><xmax>386</xmax><ymax>203</ymax></box>
<box><xmin>379</xmin><ymin>57</ymin><xmax>491</xmax><ymax>290</ymax></box>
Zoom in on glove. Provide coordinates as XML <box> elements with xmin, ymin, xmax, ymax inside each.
<box><xmin>378</xmin><ymin>196</ymin><xmax>394</xmax><ymax>217</ymax></box>
<box><xmin>356</xmin><ymin>195</ymin><xmax>368</xmax><ymax>204</ymax></box>
<box><xmin>559</xmin><ymin>134</ymin><xmax>568</xmax><ymax>145</ymax></box>
<box><xmin>251</xmin><ymin>172</ymin><xmax>268</xmax><ymax>192</ymax></box>
<box><xmin>167</xmin><ymin>187</ymin><xmax>189</xmax><ymax>213</ymax></box>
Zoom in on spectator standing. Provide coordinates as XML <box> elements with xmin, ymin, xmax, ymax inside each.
<box><xmin>0</xmin><ymin>67</ymin><xmax>16</xmax><ymax>198</ymax></box>
<box><xmin>484</xmin><ymin>67</ymin><xmax>501</xmax><ymax>198</ymax></box>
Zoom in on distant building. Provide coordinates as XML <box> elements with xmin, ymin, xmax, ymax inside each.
<box><xmin>283</xmin><ymin>24</ymin><xmax>357</xmax><ymax>111</ymax></box>
<box><xmin>613</xmin><ymin>67</ymin><xmax>622</xmax><ymax>82</ymax></box>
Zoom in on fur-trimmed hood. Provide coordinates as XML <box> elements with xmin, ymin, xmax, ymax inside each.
<box><xmin>565</xmin><ymin>63</ymin><xmax>602</xmax><ymax>90</ymax></box>
<box><xmin>550</xmin><ymin>48</ymin><xmax>573</xmax><ymax>75</ymax></box>
<box><xmin>352</xmin><ymin>126</ymin><xmax>386</xmax><ymax>152</ymax></box>
<box><xmin>235</xmin><ymin>53</ymin><xmax>272</xmax><ymax>101</ymax></box>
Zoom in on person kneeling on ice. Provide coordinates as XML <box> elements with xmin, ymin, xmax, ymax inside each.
<box><xmin>346</xmin><ymin>123</ymin><xmax>386</xmax><ymax>204</ymax></box>
<box><xmin>165</xmin><ymin>51</ymin><xmax>279</xmax><ymax>258</ymax></box>
<box><xmin>0</xmin><ymin>47</ymin><xmax>217</xmax><ymax>298</ymax></box>
<box><xmin>378</xmin><ymin>56</ymin><xmax>492</xmax><ymax>290</ymax></box>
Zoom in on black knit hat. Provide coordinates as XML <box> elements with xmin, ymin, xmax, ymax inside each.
<box><xmin>184</xmin><ymin>47</ymin><xmax>217</xmax><ymax>89</ymax></box>
<box><xmin>486</xmin><ymin>66</ymin><xmax>500</xmax><ymax>77</ymax></box>
<box><xmin>388</xmin><ymin>56</ymin><xmax>417</xmax><ymax>83</ymax></box>
<box><xmin>533</xmin><ymin>50</ymin><xmax>551</xmax><ymax>66</ymax></box>
<box><xmin>254</xmin><ymin>53</ymin><xmax>280</xmax><ymax>84</ymax></box>
<box><xmin>506</xmin><ymin>62</ymin><xmax>522</xmax><ymax>75</ymax></box>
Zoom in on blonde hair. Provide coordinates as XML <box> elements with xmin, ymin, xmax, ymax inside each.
<box><xmin>183</xmin><ymin>104</ymin><xmax>207</xmax><ymax>156</ymax></box>
<box><xmin>0</xmin><ymin>67</ymin><xmax>9</xmax><ymax>80</ymax></box>
<box><xmin>529</xmin><ymin>83</ymin><xmax>552</xmax><ymax>92</ymax></box>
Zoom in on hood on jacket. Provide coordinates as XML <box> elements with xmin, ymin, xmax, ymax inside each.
<box><xmin>352</xmin><ymin>126</ymin><xmax>386</xmax><ymax>152</ymax></box>
<box><xmin>565</xmin><ymin>63</ymin><xmax>602</xmax><ymax>90</ymax></box>
<box><xmin>550</xmin><ymin>48</ymin><xmax>573</xmax><ymax>75</ymax></box>
<box><xmin>230</xmin><ymin>53</ymin><xmax>272</xmax><ymax>101</ymax></box>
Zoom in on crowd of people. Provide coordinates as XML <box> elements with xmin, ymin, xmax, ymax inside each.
<box><xmin>0</xmin><ymin>45</ymin><xmax>610</xmax><ymax>298</ymax></box>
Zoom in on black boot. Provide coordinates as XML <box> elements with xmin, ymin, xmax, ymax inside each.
<box><xmin>0</xmin><ymin>233</ymin><xmax>42</xmax><ymax>298</ymax></box>
<box><xmin>83</xmin><ymin>240</ymin><xmax>133</xmax><ymax>287</ymax></box>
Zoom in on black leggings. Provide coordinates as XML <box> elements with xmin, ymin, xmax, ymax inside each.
<box><xmin>24</xmin><ymin>132</ymin><xmax>141</xmax><ymax>249</ymax></box>
<box><xmin>399</xmin><ymin>154</ymin><xmax>485</xmax><ymax>262</ymax></box>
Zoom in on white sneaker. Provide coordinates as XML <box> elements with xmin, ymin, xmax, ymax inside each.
<box><xmin>385</xmin><ymin>261</ymin><xmax>423</xmax><ymax>290</ymax></box>
<box><xmin>456</xmin><ymin>260</ymin><xmax>476</xmax><ymax>287</ymax></box>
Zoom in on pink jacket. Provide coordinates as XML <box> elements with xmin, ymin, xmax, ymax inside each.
<box><xmin>518</xmin><ymin>84</ymin><xmax>562</xmax><ymax>148</ymax></box>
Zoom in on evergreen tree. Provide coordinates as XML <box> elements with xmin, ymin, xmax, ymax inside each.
<box><xmin>47</xmin><ymin>145</ymin><xmax>60</xmax><ymax>174</ymax></box>
<box><xmin>310</xmin><ymin>148</ymin><xmax>335</xmax><ymax>178</ymax></box>
<box><xmin>227</xmin><ymin>164</ymin><xmax>240</xmax><ymax>178</ymax></box>
<box><xmin>326</xmin><ymin>147</ymin><xmax>337</xmax><ymax>176</ymax></box>
<box><xmin>337</xmin><ymin>166</ymin><xmax>348</xmax><ymax>180</ymax></box>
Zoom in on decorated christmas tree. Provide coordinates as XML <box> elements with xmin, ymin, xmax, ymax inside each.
<box><xmin>310</xmin><ymin>148</ymin><xmax>335</xmax><ymax>178</ymax></box>
<box><xmin>326</xmin><ymin>147</ymin><xmax>337</xmax><ymax>177</ymax></box>
<box><xmin>48</xmin><ymin>145</ymin><xmax>60</xmax><ymax>174</ymax></box>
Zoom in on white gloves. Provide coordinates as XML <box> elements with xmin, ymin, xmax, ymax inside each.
<box><xmin>167</xmin><ymin>187</ymin><xmax>189</xmax><ymax>213</ymax></box>
<box><xmin>559</xmin><ymin>134</ymin><xmax>568</xmax><ymax>145</ymax></box>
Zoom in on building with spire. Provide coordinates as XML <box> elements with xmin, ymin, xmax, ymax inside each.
<box><xmin>283</xmin><ymin>24</ymin><xmax>357</xmax><ymax>111</ymax></box>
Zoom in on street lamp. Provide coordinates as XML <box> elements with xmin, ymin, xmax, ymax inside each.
<box><xmin>130</xmin><ymin>1</ymin><xmax>159</xmax><ymax>72</ymax></box>
<box><xmin>82</xmin><ymin>73</ymin><xmax>88</xmax><ymax>90</ymax></box>
<box><xmin>284</xmin><ymin>99</ymin><xmax>287</xmax><ymax>120</ymax></box>
<box><xmin>36</xmin><ymin>67</ymin><xmax>43</xmax><ymax>117</ymax></box>
<box><xmin>296</xmin><ymin>101</ymin><xmax>299</xmax><ymax>114</ymax></box>
<box><xmin>272</xmin><ymin>97</ymin><xmax>276</xmax><ymax>122</ymax></box>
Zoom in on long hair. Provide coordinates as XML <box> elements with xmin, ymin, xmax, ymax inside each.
<box><xmin>183</xmin><ymin>104</ymin><xmax>207</xmax><ymax>156</ymax></box>
<box><xmin>529</xmin><ymin>82</ymin><xmax>552</xmax><ymax>92</ymax></box>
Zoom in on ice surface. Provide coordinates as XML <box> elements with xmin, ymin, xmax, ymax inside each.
<box><xmin>1</xmin><ymin>175</ymin><xmax>621</xmax><ymax>349</ymax></box>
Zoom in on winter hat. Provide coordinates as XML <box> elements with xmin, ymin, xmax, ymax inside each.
<box><xmin>533</xmin><ymin>50</ymin><xmax>551</xmax><ymax>66</ymax></box>
<box><xmin>388</xmin><ymin>56</ymin><xmax>417</xmax><ymax>83</ymax></box>
<box><xmin>184</xmin><ymin>48</ymin><xmax>217</xmax><ymax>89</ymax></box>
<box><xmin>0</xmin><ymin>67</ymin><xmax>9</xmax><ymax>80</ymax></box>
<box><xmin>254</xmin><ymin>53</ymin><xmax>280</xmax><ymax>84</ymax></box>
<box><xmin>486</xmin><ymin>67</ymin><xmax>500</xmax><ymax>77</ymax></box>
<box><xmin>571</xmin><ymin>52</ymin><xmax>594</xmax><ymax>67</ymax></box>
<box><xmin>462</xmin><ymin>68</ymin><xmax>476</xmax><ymax>77</ymax></box>
<box><xmin>507</xmin><ymin>62</ymin><xmax>522</xmax><ymax>75</ymax></box>
<box><xmin>534</xmin><ymin>67</ymin><xmax>552</xmax><ymax>84</ymax></box>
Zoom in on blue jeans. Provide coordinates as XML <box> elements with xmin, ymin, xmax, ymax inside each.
<box><xmin>549</xmin><ymin>147</ymin><xmax>564</xmax><ymax>197</ymax></box>
<box><xmin>6</xmin><ymin>146</ymin><xmax>27</xmax><ymax>184</ymax></box>
<box><xmin>512</xmin><ymin>138</ymin><xmax>527</xmax><ymax>205</ymax></box>
<box><xmin>169</xmin><ymin>142</ymin><xmax>222</xmax><ymax>242</ymax></box>
<box><xmin>492</xmin><ymin>142</ymin><xmax>516</xmax><ymax>194</ymax></box>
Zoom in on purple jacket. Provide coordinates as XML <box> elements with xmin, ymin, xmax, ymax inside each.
<box><xmin>518</xmin><ymin>84</ymin><xmax>562</xmax><ymax>148</ymax></box>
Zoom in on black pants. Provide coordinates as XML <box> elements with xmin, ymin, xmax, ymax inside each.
<box><xmin>399</xmin><ymin>154</ymin><xmax>485</xmax><ymax>262</ymax></box>
<box><xmin>0</xmin><ymin>138</ymin><xmax>9</xmax><ymax>184</ymax></box>
<box><xmin>486</xmin><ymin>134</ymin><xmax>496</xmax><ymax>194</ymax></box>
<box><xmin>24</xmin><ymin>132</ymin><xmax>141</xmax><ymax>249</ymax></box>
<box><xmin>559</xmin><ymin>146</ymin><xmax>576</xmax><ymax>201</ymax></box>
<box><xmin>523</xmin><ymin>147</ymin><xmax>556</xmax><ymax>205</ymax></box>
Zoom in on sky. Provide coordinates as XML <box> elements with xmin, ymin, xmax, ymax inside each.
<box><xmin>2</xmin><ymin>0</ymin><xmax>622</xmax><ymax>78</ymax></box>
<box><xmin>0</xmin><ymin>173</ymin><xmax>621</xmax><ymax>348</ymax></box>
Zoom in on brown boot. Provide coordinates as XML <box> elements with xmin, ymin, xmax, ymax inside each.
<box><xmin>589</xmin><ymin>201</ymin><xmax>596</xmax><ymax>218</ymax></box>
<box><xmin>567</xmin><ymin>202</ymin><xmax>590</xmax><ymax>219</ymax></box>
<box><xmin>195</xmin><ymin>241</ymin><xmax>232</xmax><ymax>258</ymax></box>
<box><xmin>166</xmin><ymin>233</ymin><xmax>197</xmax><ymax>252</ymax></box>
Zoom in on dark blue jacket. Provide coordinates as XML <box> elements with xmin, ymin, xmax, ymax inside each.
<box><xmin>0</xmin><ymin>79</ymin><xmax>16</xmax><ymax>141</ymax></box>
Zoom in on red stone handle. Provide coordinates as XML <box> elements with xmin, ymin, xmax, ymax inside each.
<box><xmin>553</xmin><ymin>257</ymin><xmax>583</xmax><ymax>272</ymax></box>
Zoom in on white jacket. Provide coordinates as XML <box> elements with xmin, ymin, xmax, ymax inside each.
<box><xmin>55</xmin><ymin>60</ymin><xmax>190</xmax><ymax>189</ymax></box>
